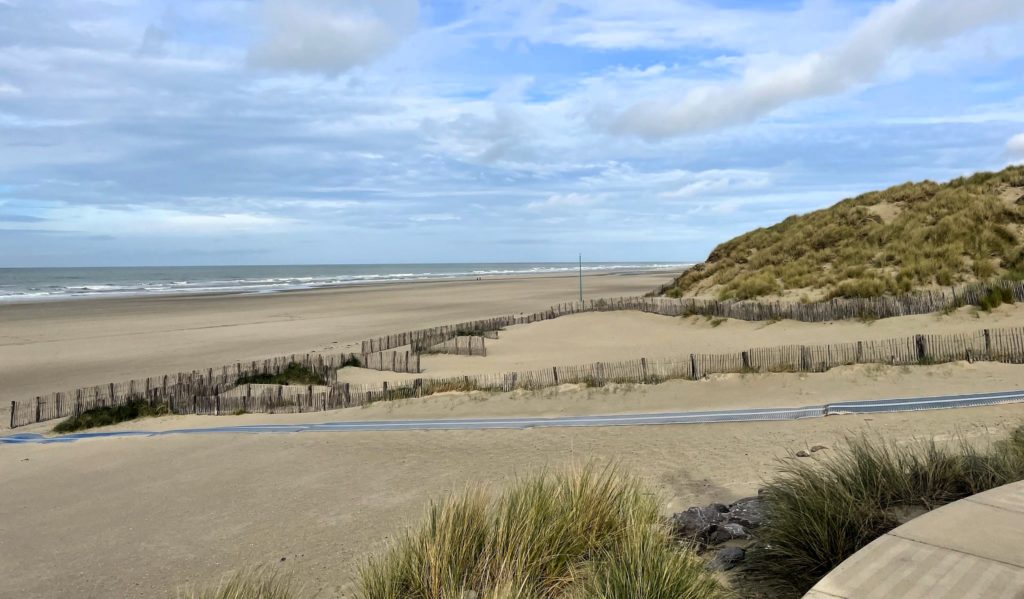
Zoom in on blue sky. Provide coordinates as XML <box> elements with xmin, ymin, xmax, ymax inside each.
<box><xmin>1</xmin><ymin>0</ymin><xmax>1024</xmax><ymax>267</ymax></box>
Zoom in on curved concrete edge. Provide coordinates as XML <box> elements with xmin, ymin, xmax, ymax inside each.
<box><xmin>805</xmin><ymin>480</ymin><xmax>1024</xmax><ymax>599</ymax></box>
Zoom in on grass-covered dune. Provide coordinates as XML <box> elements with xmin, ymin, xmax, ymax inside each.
<box><xmin>665</xmin><ymin>166</ymin><xmax>1024</xmax><ymax>300</ymax></box>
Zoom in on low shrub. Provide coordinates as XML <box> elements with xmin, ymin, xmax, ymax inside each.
<box><xmin>53</xmin><ymin>399</ymin><xmax>169</xmax><ymax>433</ymax></box>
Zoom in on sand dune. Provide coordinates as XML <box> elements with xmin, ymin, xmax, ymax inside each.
<box><xmin>338</xmin><ymin>302</ymin><xmax>1024</xmax><ymax>385</ymax></box>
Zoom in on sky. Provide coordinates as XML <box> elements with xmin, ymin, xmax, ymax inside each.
<box><xmin>1</xmin><ymin>0</ymin><xmax>1024</xmax><ymax>267</ymax></box>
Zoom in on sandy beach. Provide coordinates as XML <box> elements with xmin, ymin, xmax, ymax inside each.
<box><xmin>2</xmin><ymin>385</ymin><xmax>1021</xmax><ymax>598</ymax></box>
<box><xmin>0</xmin><ymin>271</ymin><xmax>670</xmax><ymax>417</ymax></box>
<box><xmin>4</xmin><ymin>270</ymin><xmax>1024</xmax><ymax>598</ymax></box>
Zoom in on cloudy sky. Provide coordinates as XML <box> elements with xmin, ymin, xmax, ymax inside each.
<box><xmin>2</xmin><ymin>0</ymin><xmax>1024</xmax><ymax>267</ymax></box>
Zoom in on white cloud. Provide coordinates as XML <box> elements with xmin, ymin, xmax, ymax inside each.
<box><xmin>525</xmin><ymin>193</ymin><xmax>601</xmax><ymax>212</ymax></box>
<box><xmin>0</xmin><ymin>82</ymin><xmax>21</xmax><ymax>96</ymax></box>
<box><xmin>659</xmin><ymin>169</ymin><xmax>772</xmax><ymax>199</ymax></box>
<box><xmin>611</xmin><ymin>0</ymin><xmax>1024</xmax><ymax>139</ymax></box>
<box><xmin>1008</xmin><ymin>133</ymin><xmax>1024</xmax><ymax>158</ymax></box>
<box><xmin>409</xmin><ymin>213</ymin><xmax>460</xmax><ymax>222</ymax></box>
<box><xmin>248</xmin><ymin>0</ymin><xmax>419</xmax><ymax>75</ymax></box>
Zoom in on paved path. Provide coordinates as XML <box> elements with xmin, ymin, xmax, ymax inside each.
<box><xmin>2</xmin><ymin>389</ymin><xmax>1023</xmax><ymax>445</ymax></box>
<box><xmin>806</xmin><ymin>481</ymin><xmax>1024</xmax><ymax>599</ymax></box>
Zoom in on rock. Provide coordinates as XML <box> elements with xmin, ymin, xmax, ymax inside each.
<box><xmin>707</xmin><ymin>547</ymin><xmax>745</xmax><ymax>571</ymax></box>
<box><xmin>671</xmin><ymin>505</ymin><xmax>724</xmax><ymax>542</ymax></box>
<box><xmin>726</xmin><ymin>497</ymin><xmax>767</xmax><ymax>529</ymax></box>
<box><xmin>795</xmin><ymin>450</ymin><xmax>811</xmax><ymax>458</ymax></box>
<box><xmin>708</xmin><ymin>522</ymin><xmax>750</xmax><ymax>544</ymax></box>
<box><xmin>810</xmin><ymin>445</ymin><xmax>828</xmax><ymax>452</ymax></box>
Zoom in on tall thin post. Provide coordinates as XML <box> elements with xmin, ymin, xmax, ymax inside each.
<box><xmin>578</xmin><ymin>253</ymin><xmax>583</xmax><ymax>303</ymax></box>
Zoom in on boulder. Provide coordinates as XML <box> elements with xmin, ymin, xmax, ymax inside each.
<box><xmin>707</xmin><ymin>547</ymin><xmax>745</xmax><ymax>571</ymax></box>
<box><xmin>726</xmin><ymin>496</ymin><xmax>767</xmax><ymax>529</ymax></box>
<box><xmin>671</xmin><ymin>505</ymin><xmax>724</xmax><ymax>541</ymax></box>
<box><xmin>708</xmin><ymin>522</ymin><xmax>750</xmax><ymax>545</ymax></box>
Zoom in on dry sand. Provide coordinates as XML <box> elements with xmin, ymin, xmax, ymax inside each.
<box><xmin>339</xmin><ymin>302</ymin><xmax>1024</xmax><ymax>385</ymax></box>
<box><xmin>1</xmin><ymin>374</ymin><xmax>1021</xmax><ymax>598</ymax></box>
<box><xmin>0</xmin><ymin>271</ymin><xmax>669</xmax><ymax>424</ymax></box>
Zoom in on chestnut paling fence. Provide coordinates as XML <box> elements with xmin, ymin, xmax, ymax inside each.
<box><xmin>11</xmin><ymin>324</ymin><xmax>1024</xmax><ymax>428</ymax></box>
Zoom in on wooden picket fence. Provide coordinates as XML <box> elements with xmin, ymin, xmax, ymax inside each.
<box><xmin>13</xmin><ymin>325</ymin><xmax>1024</xmax><ymax>428</ymax></box>
<box><xmin>356</xmin><ymin>280</ymin><xmax>1024</xmax><ymax>354</ymax></box>
<box><xmin>422</xmin><ymin>335</ymin><xmax>487</xmax><ymax>356</ymax></box>
<box><xmin>363</xmin><ymin>351</ymin><xmax>421</xmax><ymax>373</ymax></box>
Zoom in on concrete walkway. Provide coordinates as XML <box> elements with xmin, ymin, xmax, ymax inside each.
<box><xmin>805</xmin><ymin>481</ymin><xmax>1024</xmax><ymax>598</ymax></box>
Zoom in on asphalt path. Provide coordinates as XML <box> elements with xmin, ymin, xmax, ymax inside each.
<box><xmin>2</xmin><ymin>389</ymin><xmax>1022</xmax><ymax>446</ymax></box>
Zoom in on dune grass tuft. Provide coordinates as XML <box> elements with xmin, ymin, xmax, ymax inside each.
<box><xmin>356</xmin><ymin>465</ymin><xmax>727</xmax><ymax>599</ymax></box>
<box><xmin>53</xmin><ymin>399</ymin><xmax>169</xmax><ymax>433</ymax></box>
<box><xmin>178</xmin><ymin>568</ymin><xmax>297</xmax><ymax>599</ymax></box>
<box><xmin>235</xmin><ymin>362</ymin><xmax>327</xmax><ymax>386</ymax></box>
<box><xmin>748</xmin><ymin>426</ymin><xmax>1024</xmax><ymax>593</ymax></box>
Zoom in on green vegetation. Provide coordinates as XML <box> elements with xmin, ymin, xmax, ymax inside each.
<box><xmin>53</xmin><ymin>399</ymin><xmax>169</xmax><ymax>433</ymax></box>
<box><xmin>665</xmin><ymin>165</ymin><xmax>1024</xmax><ymax>300</ymax></box>
<box><xmin>356</xmin><ymin>465</ymin><xmax>726</xmax><ymax>599</ymax></box>
<box><xmin>179</xmin><ymin>568</ymin><xmax>296</xmax><ymax>599</ymax></box>
<box><xmin>235</xmin><ymin>362</ymin><xmax>328</xmax><ymax>386</ymax></box>
<box><xmin>747</xmin><ymin>426</ymin><xmax>1024</xmax><ymax>594</ymax></box>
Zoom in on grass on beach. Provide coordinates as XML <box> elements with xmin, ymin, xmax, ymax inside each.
<box><xmin>179</xmin><ymin>568</ymin><xmax>296</xmax><ymax>599</ymax></box>
<box><xmin>745</xmin><ymin>425</ymin><xmax>1024</xmax><ymax>594</ymax></box>
<box><xmin>356</xmin><ymin>465</ymin><xmax>727</xmax><ymax>599</ymax></box>
<box><xmin>665</xmin><ymin>165</ymin><xmax>1024</xmax><ymax>300</ymax></box>
<box><xmin>53</xmin><ymin>399</ymin><xmax>169</xmax><ymax>433</ymax></box>
<box><xmin>235</xmin><ymin>362</ymin><xmax>328</xmax><ymax>386</ymax></box>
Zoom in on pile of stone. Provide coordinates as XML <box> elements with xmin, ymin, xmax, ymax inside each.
<box><xmin>670</xmin><ymin>493</ymin><xmax>767</xmax><ymax>571</ymax></box>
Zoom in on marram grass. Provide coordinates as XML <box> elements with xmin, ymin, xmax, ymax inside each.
<box><xmin>748</xmin><ymin>426</ymin><xmax>1024</xmax><ymax>593</ymax></box>
<box><xmin>666</xmin><ymin>165</ymin><xmax>1024</xmax><ymax>300</ymax></box>
<box><xmin>356</xmin><ymin>465</ymin><xmax>728</xmax><ymax>599</ymax></box>
<box><xmin>179</xmin><ymin>568</ymin><xmax>297</xmax><ymax>599</ymax></box>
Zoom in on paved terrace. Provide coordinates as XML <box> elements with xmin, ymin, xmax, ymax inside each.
<box><xmin>805</xmin><ymin>480</ymin><xmax>1024</xmax><ymax>598</ymax></box>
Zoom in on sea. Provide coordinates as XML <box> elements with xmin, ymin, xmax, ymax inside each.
<box><xmin>0</xmin><ymin>262</ymin><xmax>687</xmax><ymax>303</ymax></box>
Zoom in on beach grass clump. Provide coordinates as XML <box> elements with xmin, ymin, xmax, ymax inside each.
<box><xmin>235</xmin><ymin>362</ymin><xmax>326</xmax><ymax>386</ymax></box>
<box><xmin>977</xmin><ymin>285</ymin><xmax>1015</xmax><ymax>311</ymax></box>
<box><xmin>53</xmin><ymin>398</ymin><xmax>169</xmax><ymax>433</ymax></box>
<box><xmin>664</xmin><ymin>165</ymin><xmax>1024</xmax><ymax>300</ymax></box>
<box><xmin>179</xmin><ymin>568</ymin><xmax>296</xmax><ymax>599</ymax></box>
<box><xmin>356</xmin><ymin>465</ymin><xmax>727</xmax><ymax>599</ymax></box>
<box><xmin>749</xmin><ymin>427</ymin><xmax>1024</xmax><ymax>592</ymax></box>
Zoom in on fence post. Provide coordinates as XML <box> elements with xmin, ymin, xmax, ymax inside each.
<box><xmin>915</xmin><ymin>335</ymin><xmax>926</xmax><ymax>362</ymax></box>
<box><xmin>552</xmin><ymin>366</ymin><xmax>559</xmax><ymax>385</ymax></box>
<box><xmin>414</xmin><ymin>378</ymin><xmax>423</xmax><ymax>397</ymax></box>
<box><xmin>640</xmin><ymin>358</ymin><xmax>648</xmax><ymax>383</ymax></box>
<box><xmin>690</xmin><ymin>354</ymin><xmax>699</xmax><ymax>379</ymax></box>
<box><xmin>856</xmin><ymin>341</ymin><xmax>864</xmax><ymax>363</ymax></box>
<box><xmin>34</xmin><ymin>397</ymin><xmax>40</xmax><ymax>423</ymax></box>
<box><xmin>9</xmin><ymin>401</ymin><xmax>14</xmax><ymax>428</ymax></box>
<box><xmin>799</xmin><ymin>346</ymin><xmax>810</xmax><ymax>372</ymax></box>
<box><xmin>215</xmin><ymin>393</ymin><xmax>221</xmax><ymax>416</ymax></box>
<box><xmin>741</xmin><ymin>351</ymin><xmax>750</xmax><ymax>371</ymax></box>
<box><xmin>984</xmin><ymin>329</ymin><xmax>992</xmax><ymax>357</ymax></box>
<box><xmin>343</xmin><ymin>383</ymin><xmax>351</xmax><ymax>407</ymax></box>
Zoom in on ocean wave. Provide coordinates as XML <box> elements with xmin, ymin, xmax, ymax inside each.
<box><xmin>0</xmin><ymin>263</ymin><xmax>688</xmax><ymax>303</ymax></box>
